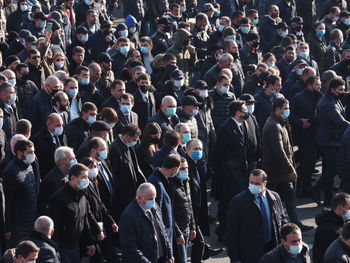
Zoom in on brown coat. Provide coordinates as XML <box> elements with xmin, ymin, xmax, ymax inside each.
<box><xmin>262</xmin><ymin>114</ymin><xmax>295</xmax><ymax>184</ymax></box>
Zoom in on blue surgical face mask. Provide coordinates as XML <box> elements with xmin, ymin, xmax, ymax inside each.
<box><xmin>120</xmin><ymin>30</ymin><xmax>128</xmax><ymax>37</ymax></box>
<box><xmin>291</xmin><ymin>43</ymin><xmax>298</xmax><ymax>49</ymax></box>
<box><xmin>55</xmin><ymin>61</ymin><xmax>64</xmax><ymax>68</ymax></box>
<box><xmin>84</xmin><ymin>0</ymin><xmax>93</xmax><ymax>5</ymax></box>
<box><xmin>21</xmin><ymin>40</ymin><xmax>26</xmax><ymax>47</ymax></box>
<box><xmin>8</xmin><ymin>79</ymin><xmax>16</xmax><ymax>87</ymax></box>
<box><xmin>69</xmin><ymin>159</ymin><xmax>77</xmax><ymax>168</ymax></box>
<box><xmin>271</xmin><ymin>90</ymin><xmax>278</xmax><ymax>96</ymax></box>
<box><xmin>227</xmin><ymin>35</ymin><xmax>236</xmax><ymax>41</ymax></box>
<box><xmin>20</xmin><ymin>4</ymin><xmax>28</xmax><ymax>11</ymax></box>
<box><xmin>97</xmin><ymin>150</ymin><xmax>108</xmax><ymax>161</ymax></box>
<box><xmin>192</xmin><ymin>109</ymin><xmax>199</xmax><ymax>116</ymax></box>
<box><xmin>252</xmin><ymin>18</ymin><xmax>259</xmax><ymax>25</ymax></box>
<box><xmin>199</xmin><ymin>90</ymin><xmax>208</xmax><ymax>98</ymax></box>
<box><xmin>23</xmin><ymin>153</ymin><xmax>36</xmax><ymax>165</ymax></box>
<box><xmin>343</xmin><ymin>210</ymin><xmax>350</xmax><ymax>220</ymax></box>
<box><xmin>191</xmin><ymin>150</ymin><xmax>203</xmax><ymax>161</ymax></box>
<box><xmin>177</xmin><ymin>170</ymin><xmax>189</xmax><ymax>181</ymax></box>
<box><xmin>9</xmin><ymin>93</ymin><xmax>16</xmax><ymax>104</ymax></box>
<box><xmin>282</xmin><ymin>109</ymin><xmax>290</xmax><ymax>118</ymax></box>
<box><xmin>120</xmin><ymin>104</ymin><xmax>132</xmax><ymax>114</ymax></box>
<box><xmin>219</xmin><ymin>86</ymin><xmax>229</xmax><ymax>94</ymax></box>
<box><xmin>125</xmin><ymin>141</ymin><xmax>137</xmax><ymax>148</ymax></box>
<box><xmin>297</xmin><ymin>68</ymin><xmax>304</xmax><ymax>76</ymax></box>
<box><xmin>279</xmin><ymin>31</ymin><xmax>288</xmax><ymax>38</ymax></box>
<box><xmin>140</xmin><ymin>46</ymin><xmax>149</xmax><ymax>55</ymax></box>
<box><xmin>166</xmin><ymin>107</ymin><xmax>176</xmax><ymax>117</ymax></box>
<box><xmin>248</xmin><ymin>184</ymin><xmax>262</xmax><ymax>196</ymax></box>
<box><xmin>289</xmin><ymin>244</ymin><xmax>303</xmax><ymax>255</ymax></box>
<box><xmin>180</xmin><ymin>5</ymin><xmax>186</xmax><ymax>12</ymax></box>
<box><xmin>247</xmin><ymin>104</ymin><xmax>255</xmax><ymax>114</ymax></box>
<box><xmin>31</xmin><ymin>45</ymin><xmax>36</xmax><ymax>50</ymax></box>
<box><xmin>316</xmin><ymin>29</ymin><xmax>326</xmax><ymax>37</ymax></box>
<box><xmin>173</xmin><ymin>80</ymin><xmax>183</xmax><ymax>88</ymax></box>
<box><xmin>40</xmin><ymin>21</ymin><xmax>46</xmax><ymax>29</ymax></box>
<box><xmin>108</xmin><ymin>122</ymin><xmax>116</xmax><ymax>129</ymax></box>
<box><xmin>78</xmin><ymin>178</ymin><xmax>90</xmax><ymax>190</ymax></box>
<box><xmin>88</xmin><ymin>168</ymin><xmax>99</xmax><ymax>179</ymax></box>
<box><xmin>240</xmin><ymin>26</ymin><xmax>250</xmax><ymax>34</ymax></box>
<box><xmin>80</xmin><ymin>77</ymin><xmax>89</xmax><ymax>85</ymax></box>
<box><xmin>345</xmin><ymin>18</ymin><xmax>350</xmax><ymax>26</ymax></box>
<box><xmin>129</xmin><ymin>27</ymin><xmax>137</xmax><ymax>34</ymax></box>
<box><xmin>120</xmin><ymin>46</ymin><xmax>129</xmax><ymax>55</ymax></box>
<box><xmin>80</xmin><ymin>34</ymin><xmax>89</xmax><ymax>42</ymax></box>
<box><xmin>54</xmin><ymin>126</ymin><xmax>63</xmax><ymax>136</ymax></box>
<box><xmin>143</xmin><ymin>199</ymin><xmax>155</xmax><ymax>210</ymax></box>
<box><xmin>67</xmin><ymin>88</ymin><xmax>78</xmax><ymax>98</ymax></box>
<box><xmin>298</xmin><ymin>51</ymin><xmax>309</xmax><ymax>59</ymax></box>
<box><xmin>267</xmin><ymin>62</ymin><xmax>275</xmax><ymax>67</ymax></box>
<box><xmin>215</xmin><ymin>11</ymin><xmax>221</xmax><ymax>17</ymax></box>
<box><xmin>181</xmin><ymin>132</ymin><xmax>191</xmax><ymax>144</ymax></box>
<box><xmin>218</xmin><ymin>25</ymin><xmax>225</xmax><ymax>32</ymax></box>
<box><xmin>87</xmin><ymin>116</ymin><xmax>96</xmax><ymax>125</ymax></box>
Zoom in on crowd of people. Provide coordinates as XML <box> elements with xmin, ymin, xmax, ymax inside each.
<box><xmin>0</xmin><ymin>0</ymin><xmax>350</xmax><ymax>262</ymax></box>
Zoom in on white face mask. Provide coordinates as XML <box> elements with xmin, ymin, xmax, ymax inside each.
<box><xmin>0</xmin><ymin>118</ymin><xmax>3</xmax><ymax>130</ymax></box>
<box><xmin>88</xmin><ymin>168</ymin><xmax>99</xmax><ymax>179</ymax></box>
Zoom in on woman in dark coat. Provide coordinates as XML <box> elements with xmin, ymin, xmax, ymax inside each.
<box><xmin>135</xmin><ymin>122</ymin><xmax>162</xmax><ymax>178</ymax></box>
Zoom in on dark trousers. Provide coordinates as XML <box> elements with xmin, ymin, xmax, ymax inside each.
<box><xmin>269</xmin><ymin>182</ymin><xmax>299</xmax><ymax>223</ymax></box>
<box><xmin>191</xmin><ymin>227</ymin><xmax>205</xmax><ymax>263</ymax></box>
<box><xmin>297</xmin><ymin>144</ymin><xmax>318</xmax><ymax>192</ymax></box>
<box><xmin>316</xmin><ymin>146</ymin><xmax>338</xmax><ymax>205</ymax></box>
<box><xmin>60</xmin><ymin>246</ymin><xmax>80</xmax><ymax>263</ymax></box>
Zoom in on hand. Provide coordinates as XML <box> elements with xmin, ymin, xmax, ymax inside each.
<box><xmin>189</xmin><ymin>230</ymin><xmax>196</xmax><ymax>240</ymax></box>
<box><xmin>167</xmin><ymin>257</ymin><xmax>174</xmax><ymax>263</ymax></box>
<box><xmin>86</xmin><ymin>245</ymin><xmax>96</xmax><ymax>257</ymax></box>
<box><xmin>300</xmin><ymin>118</ymin><xmax>311</xmax><ymax>129</ymax></box>
<box><xmin>177</xmin><ymin>235</ymin><xmax>185</xmax><ymax>245</ymax></box>
<box><xmin>105</xmin><ymin>35</ymin><xmax>112</xmax><ymax>42</ymax></box>
<box><xmin>111</xmin><ymin>223</ymin><xmax>119</xmax><ymax>232</ymax></box>
<box><xmin>5</xmin><ymin>232</ymin><xmax>11</xmax><ymax>240</ymax></box>
<box><xmin>288</xmin><ymin>172</ymin><xmax>297</xmax><ymax>181</ymax></box>
<box><xmin>97</xmin><ymin>231</ymin><xmax>105</xmax><ymax>241</ymax></box>
<box><xmin>187</xmin><ymin>44</ymin><xmax>196</xmax><ymax>54</ymax></box>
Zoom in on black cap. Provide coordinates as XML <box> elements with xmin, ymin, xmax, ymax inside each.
<box><xmin>276</xmin><ymin>22</ymin><xmax>288</xmax><ymax>30</ymax></box>
<box><xmin>182</xmin><ymin>95</ymin><xmax>202</xmax><ymax>107</ymax></box>
<box><xmin>246</xmin><ymin>32</ymin><xmax>260</xmax><ymax>42</ymax></box>
<box><xmin>19</xmin><ymin>29</ymin><xmax>31</xmax><ymax>39</ymax></box>
<box><xmin>50</xmin><ymin>19</ymin><xmax>61</xmax><ymax>31</ymax></box>
<box><xmin>240</xmin><ymin>93</ymin><xmax>256</xmax><ymax>103</ymax></box>
<box><xmin>340</xmin><ymin>11</ymin><xmax>350</xmax><ymax>17</ymax></box>
<box><xmin>25</xmin><ymin>35</ymin><xmax>37</xmax><ymax>43</ymax></box>
<box><xmin>97</xmin><ymin>52</ymin><xmax>113</xmax><ymax>63</ymax></box>
<box><xmin>33</xmin><ymin>12</ymin><xmax>46</xmax><ymax>20</ymax></box>
<box><xmin>5</xmin><ymin>55</ymin><xmax>20</xmax><ymax>67</ymax></box>
<box><xmin>291</xmin><ymin>16</ymin><xmax>303</xmax><ymax>24</ymax></box>
<box><xmin>158</xmin><ymin>16</ymin><xmax>170</xmax><ymax>25</ymax></box>
<box><xmin>49</xmin><ymin>11</ymin><xmax>63</xmax><ymax>24</ymax></box>
<box><xmin>193</xmin><ymin>80</ymin><xmax>208</xmax><ymax>90</ymax></box>
<box><xmin>76</xmin><ymin>26</ymin><xmax>89</xmax><ymax>34</ymax></box>
<box><xmin>91</xmin><ymin>120</ymin><xmax>111</xmax><ymax>131</ymax></box>
<box><xmin>101</xmin><ymin>20</ymin><xmax>112</xmax><ymax>29</ymax></box>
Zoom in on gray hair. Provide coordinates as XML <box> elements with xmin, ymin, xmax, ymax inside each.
<box><xmin>218</xmin><ymin>53</ymin><xmax>233</xmax><ymax>63</ymax></box>
<box><xmin>186</xmin><ymin>138</ymin><xmax>203</xmax><ymax>150</ymax></box>
<box><xmin>10</xmin><ymin>134</ymin><xmax>27</xmax><ymax>153</ymax></box>
<box><xmin>174</xmin><ymin>123</ymin><xmax>190</xmax><ymax>133</ymax></box>
<box><xmin>54</xmin><ymin>146</ymin><xmax>74</xmax><ymax>165</ymax></box>
<box><xmin>136</xmin><ymin>183</ymin><xmax>156</xmax><ymax>197</ymax></box>
<box><xmin>34</xmin><ymin>216</ymin><xmax>54</xmax><ymax>236</ymax></box>
<box><xmin>54</xmin><ymin>70</ymin><xmax>68</xmax><ymax>82</ymax></box>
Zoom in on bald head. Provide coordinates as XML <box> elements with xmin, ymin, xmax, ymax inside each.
<box><xmin>136</xmin><ymin>182</ymin><xmax>156</xmax><ymax>198</ymax></box>
<box><xmin>34</xmin><ymin>216</ymin><xmax>54</xmax><ymax>237</ymax></box>
<box><xmin>161</xmin><ymin>96</ymin><xmax>177</xmax><ymax>117</ymax></box>
<box><xmin>89</xmin><ymin>63</ymin><xmax>102</xmax><ymax>82</ymax></box>
<box><xmin>44</xmin><ymin>76</ymin><xmax>63</xmax><ymax>95</ymax></box>
<box><xmin>46</xmin><ymin>113</ymin><xmax>63</xmax><ymax>132</ymax></box>
<box><xmin>2</xmin><ymin>69</ymin><xmax>15</xmax><ymax>81</ymax></box>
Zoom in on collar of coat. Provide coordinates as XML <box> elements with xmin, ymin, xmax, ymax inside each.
<box><xmin>271</xmin><ymin>113</ymin><xmax>288</xmax><ymax>126</ymax></box>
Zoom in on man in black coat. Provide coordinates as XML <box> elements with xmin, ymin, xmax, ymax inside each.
<box><xmin>213</xmin><ymin>100</ymin><xmax>252</xmax><ymax>241</ymax></box>
<box><xmin>290</xmin><ymin>76</ymin><xmax>322</xmax><ymax>196</ymax></box>
<box><xmin>65</xmin><ymin>102</ymin><xmax>97</xmax><ymax>153</ymax></box>
<box><xmin>114</xmin><ymin>93</ymin><xmax>139</xmax><ymax>136</ymax></box>
<box><xmin>101</xmin><ymin>79</ymin><xmax>125</xmax><ymax>111</ymax></box>
<box><xmin>204</xmin><ymin>53</ymin><xmax>233</xmax><ymax>88</ymax></box>
<box><xmin>0</xmin><ymin>82</ymin><xmax>19</xmax><ymax>141</ymax></box>
<box><xmin>324</xmin><ymin>221</ymin><xmax>350</xmax><ymax>263</ymax></box>
<box><xmin>119</xmin><ymin>183</ymin><xmax>173</xmax><ymax>263</ymax></box>
<box><xmin>48</xmin><ymin>163</ymin><xmax>96</xmax><ymax>263</ymax></box>
<box><xmin>3</xmin><ymin>139</ymin><xmax>40</xmax><ymax>248</ymax></box>
<box><xmin>25</xmin><ymin>216</ymin><xmax>60</xmax><ymax>263</ymax></box>
<box><xmin>38</xmin><ymin>146</ymin><xmax>76</xmax><ymax>215</ymax></box>
<box><xmin>259</xmin><ymin>5</ymin><xmax>279</xmax><ymax>53</ymax></box>
<box><xmin>313</xmin><ymin>192</ymin><xmax>350</xmax><ymax>263</ymax></box>
<box><xmin>132</xmin><ymin>73</ymin><xmax>156</xmax><ymax>131</ymax></box>
<box><xmin>109</xmin><ymin>124</ymin><xmax>146</xmax><ymax>220</ymax></box>
<box><xmin>30</xmin><ymin>76</ymin><xmax>63</xmax><ymax>134</ymax></box>
<box><xmin>31</xmin><ymin>113</ymin><xmax>65</xmax><ymax>178</ymax></box>
<box><xmin>226</xmin><ymin>169</ymin><xmax>287</xmax><ymax>263</ymax></box>
<box><xmin>260</xmin><ymin>223</ymin><xmax>311</xmax><ymax>263</ymax></box>
<box><xmin>151</xmin><ymin>17</ymin><xmax>172</xmax><ymax>56</ymax></box>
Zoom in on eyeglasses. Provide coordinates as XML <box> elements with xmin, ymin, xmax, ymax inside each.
<box><xmin>31</xmin><ymin>56</ymin><xmax>41</xmax><ymax>60</ymax></box>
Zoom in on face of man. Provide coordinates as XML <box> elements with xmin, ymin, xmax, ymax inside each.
<box><xmin>87</xmin><ymin>12</ymin><xmax>97</xmax><ymax>24</ymax></box>
<box><xmin>309</xmin><ymin>79</ymin><xmax>321</xmax><ymax>92</ymax></box>
<box><xmin>19</xmin><ymin>251</ymin><xmax>39</xmax><ymax>263</ymax></box>
<box><xmin>281</xmin><ymin>230</ymin><xmax>303</xmax><ymax>256</ymax></box>
<box><xmin>161</xmin><ymin>99</ymin><xmax>177</xmax><ymax>116</ymax></box>
<box><xmin>256</xmin><ymin>66</ymin><xmax>267</xmax><ymax>77</ymax></box>
<box><xmin>90</xmin><ymin>67</ymin><xmax>101</xmax><ymax>82</ymax></box>
<box><xmin>270</xmin><ymin>80</ymin><xmax>282</xmax><ymax>93</ymax></box>
<box><xmin>70</xmin><ymin>171</ymin><xmax>89</xmax><ymax>190</ymax></box>
<box><xmin>137</xmin><ymin>189</ymin><xmax>156</xmax><ymax>207</ymax></box>
<box><xmin>111</xmin><ymin>84</ymin><xmax>126</xmax><ymax>99</ymax></box>
<box><xmin>4</xmin><ymin>85</ymin><xmax>15</xmax><ymax>104</ymax></box>
<box><xmin>28</xmin><ymin>51</ymin><xmax>41</xmax><ymax>68</ymax></box>
<box><xmin>285</xmin><ymin>50</ymin><xmax>296</xmax><ymax>63</ymax></box>
<box><xmin>17</xmin><ymin>145</ymin><xmax>35</xmax><ymax>161</ymax></box>
<box><xmin>57</xmin><ymin>93</ymin><xmax>70</xmax><ymax>112</ymax></box>
<box><xmin>269</xmin><ymin>6</ymin><xmax>280</xmax><ymax>19</ymax></box>
<box><xmin>73</xmin><ymin>52</ymin><xmax>84</xmax><ymax>64</ymax></box>
<box><xmin>249</xmin><ymin>174</ymin><xmax>268</xmax><ymax>192</ymax></box>
<box><xmin>186</xmin><ymin>141</ymin><xmax>203</xmax><ymax>161</ymax></box>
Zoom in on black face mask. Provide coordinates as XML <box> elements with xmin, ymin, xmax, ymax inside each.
<box><xmin>183</xmin><ymin>38</ymin><xmax>190</xmax><ymax>47</ymax></box>
<box><xmin>336</xmin><ymin>92</ymin><xmax>345</xmax><ymax>100</ymax></box>
<box><xmin>139</xmin><ymin>85</ymin><xmax>149</xmax><ymax>93</ymax></box>
<box><xmin>344</xmin><ymin>59</ymin><xmax>350</xmax><ymax>66</ymax></box>
<box><xmin>251</xmin><ymin>41</ymin><xmax>260</xmax><ymax>48</ymax></box>
<box><xmin>59</xmin><ymin>104</ymin><xmax>68</xmax><ymax>112</ymax></box>
<box><xmin>232</xmin><ymin>52</ymin><xmax>239</xmax><ymax>60</ymax></box>
<box><xmin>21</xmin><ymin>73</ymin><xmax>29</xmax><ymax>81</ymax></box>
<box><xmin>149</xmin><ymin>137</ymin><xmax>160</xmax><ymax>144</ymax></box>
<box><xmin>51</xmin><ymin>89</ymin><xmax>59</xmax><ymax>96</ymax></box>
<box><xmin>295</xmin><ymin>26</ymin><xmax>302</xmax><ymax>32</ymax></box>
<box><xmin>102</xmin><ymin>29</ymin><xmax>111</xmax><ymax>36</ymax></box>
<box><xmin>163</xmin><ymin>24</ymin><xmax>171</xmax><ymax>32</ymax></box>
<box><xmin>240</xmin><ymin>112</ymin><xmax>250</xmax><ymax>120</ymax></box>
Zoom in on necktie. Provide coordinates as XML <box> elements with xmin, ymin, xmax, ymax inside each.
<box><xmin>54</xmin><ymin>136</ymin><xmax>61</xmax><ymax>147</ymax></box>
<box><xmin>258</xmin><ymin>195</ymin><xmax>271</xmax><ymax>243</ymax></box>
<box><xmin>147</xmin><ymin>210</ymin><xmax>164</xmax><ymax>259</ymax></box>
<box><xmin>125</xmin><ymin>114</ymin><xmax>130</xmax><ymax>123</ymax></box>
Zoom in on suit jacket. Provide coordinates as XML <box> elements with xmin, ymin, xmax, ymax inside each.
<box><xmin>119</xmin><ymin>199</ymin><xmax>172</xmax><ymax>263</ymax></box>
<box><xmin>213</xmin><ymin>118</ymin><xmax>249</xmax><ymax>199</ymax></box>
<box><xmin>0</xmin><ymin>100</ymin><xmax>18</xmax><ymax>141</ymax></box>
<box><xmin>31</xmin><ymin>128</ymin><xmax>65</xmax><ymax>178</ymax></box>
<box><xmin>25</xmin><ymin>231</ymin><xmax>60</xmax><ymax>263</ymax></box>
<box><xmin>96</xmin><ymin>160</ymin><xmax>117</xmax><ymax>213</ymax></box>
<box><xmin>132</xmin><ymin>89</ymin><xmax>156</xmax><ymax>131</ymax></box>
<box><xmin>109</xmin><ymin>136</ymin><xmax>146</xmax><ymax>219</ymax></box>
<box><xmin>148</xmin><ymin>169</ymin><xmax>174</xmax><ymax>247</ymax></box>
<box><xmin>115</xmin><ymin>109</ymin><xmax>139</xmax><ymax>136</ymax></box>
<box><xmin>226</xmin><ymin>189</ymin><xmax>287</xmax><ymax>263</ymax></box>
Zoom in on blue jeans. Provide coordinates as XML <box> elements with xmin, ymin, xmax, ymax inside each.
<box><xmin>177</xmin><ymin>228</ymin><xmax>190</xmax><ymax>263</ymax></box>
<box><xmin>60</xmin><ymin>246</ymin><xmax>80</xmax><ymax>263</ymax></box>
